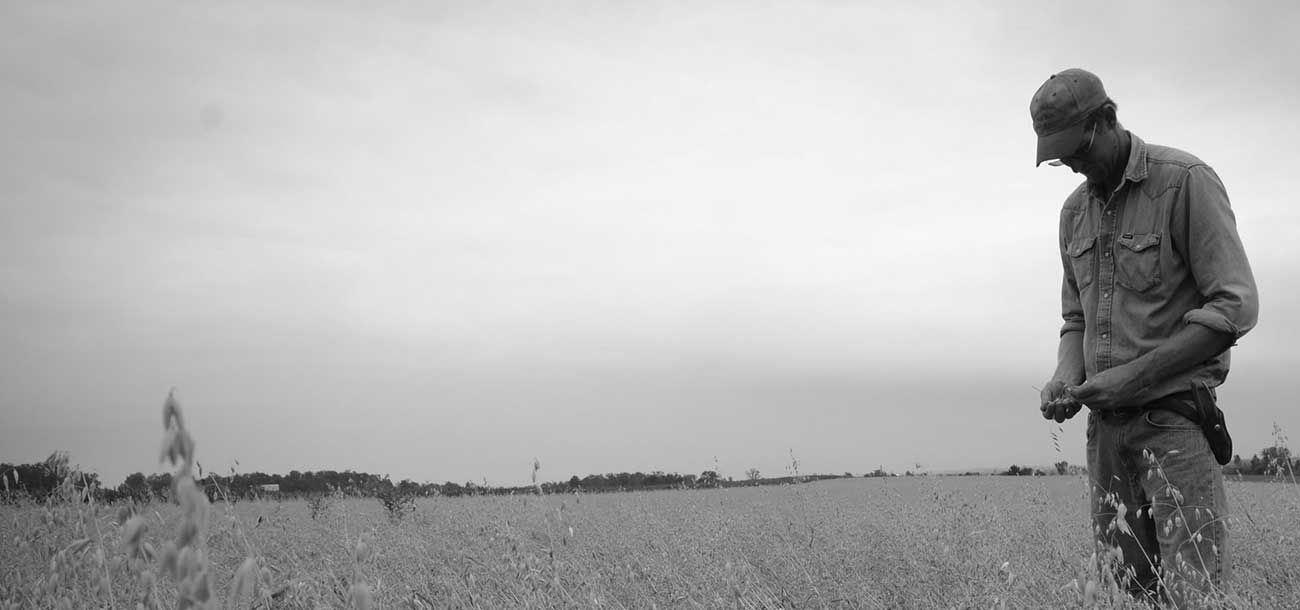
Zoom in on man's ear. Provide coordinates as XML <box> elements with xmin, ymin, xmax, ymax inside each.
<box><xmin>1097</xmin><ymin>103</ymin><xmax>1118</xmax><ymax>129</ymax></box>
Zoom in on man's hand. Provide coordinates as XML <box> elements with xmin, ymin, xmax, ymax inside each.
<box><xmin>1066</xmin><ymin>364</ymin><xmax>1146</xmax><ymax>410</ymax></box>
<box><xmin>1040</xmin><ymin>379</ymin><xmax>1082</xmax><ymax>422</ymax></box>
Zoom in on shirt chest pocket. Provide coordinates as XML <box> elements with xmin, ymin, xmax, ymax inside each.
<box><xmin>1066</xmin><ymin>236</ymin><xmax>1096</xmax><ymax>290</ymax></box>
<box><xmin>1115</xmin><ymin>232</ymin><xmax>1162</xmax><ymax>292</ymax></box>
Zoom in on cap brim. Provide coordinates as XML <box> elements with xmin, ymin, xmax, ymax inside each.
<box><xmin>1035</xmin><ymin>121</ymin><xmax>1088</xmax><ymax>167</ymax></box>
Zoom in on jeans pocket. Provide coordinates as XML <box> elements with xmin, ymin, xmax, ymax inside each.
<box><xmin>1143</xmin><ymin>409</ymin><xmax>1199</xmax><ymax>431</ymax></box>
<box><xmin>1115</xmin><ymin>232</ymin><xmax>1161</xmax><ymax>292</ymax></box>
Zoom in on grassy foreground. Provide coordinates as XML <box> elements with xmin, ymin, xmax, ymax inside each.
<box><xmin>3</xmin><ymin>472</ymin><xmax>1298</xmax><ymax>609</ymax></box>
<box><xmin>2</xmin><ymin>396</ymin><xmax>1297</xmax><ymax>609</ymax></box>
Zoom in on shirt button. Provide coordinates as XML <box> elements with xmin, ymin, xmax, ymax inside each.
<box><xmin>1103</xmin><ymin>291</ymin><xmax>1110</xmax><ymax>297</ymax></box>
<box><xmin>1104</xmin><ymin>251</ymin><xmax>1111</xmax><ymax>258</ymax></box>
<box><xmin>1101</xmin><ymin>333</ymin><xmax>1109</xmax><ymax>339</ymax></box>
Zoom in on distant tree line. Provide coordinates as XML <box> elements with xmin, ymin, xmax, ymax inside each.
<box><xmin>0</xmin><ymin>452</ymin><xmax>99</xmax><ymax>502</ymax></box>
<box><xmin>1000</xmin><ymin>464</ymin><xmax>1049</xmax><ymax>476</ymax></box>
<box><xmin>1224</xmin><ymin>446</ymin><xmax>1298</xmax><ymax>477</ymax></box>
<box><xmin>995</xmin><ymin>448</ymin><xmax>1300</xmax><ymax>478</ymax></box>
<box><xmin>11</xmin><ymin>447</ymin><xmax>1291</xmax><ymax>504</ymax></box>
<box><xmin>1</xmin><ymin>459</ymin><xmax>862</xmax><ymax>504</ymax></box>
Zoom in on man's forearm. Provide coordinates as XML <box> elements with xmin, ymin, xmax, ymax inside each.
<box><xmin>1053</xmin><ymin>330</ymin><xmax>1085</xmax><ymax>385</ymax></box>
<box><xmin>1125</xmin><ymin>323</ymin><xmax>1235</xmax><ymax>391</ymax></box>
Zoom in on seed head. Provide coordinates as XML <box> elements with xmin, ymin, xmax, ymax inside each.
<box><xmin>163</xmin><ymin>389</ymin><xmax>183</xmax><ymax>430</ymax></box>
<box><xmin>121</xmin><ymin>516</ymin><xmax>147</xmax><ymax>554</ymax></box>
<box><xmin>230</xmin><ymin>557</ymin><xmax>258</xmax><ymax>603</ymax></box>
<box><xmin>350</xmin><ymin>582</ymin><xmax>373</xmax><ymax>610</ymax></box>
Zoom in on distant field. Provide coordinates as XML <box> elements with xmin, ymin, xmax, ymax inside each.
<box><xmin>2</xmin><ymin>475</ymin><xmax>1297</xmax><ymax>609</ymax></box>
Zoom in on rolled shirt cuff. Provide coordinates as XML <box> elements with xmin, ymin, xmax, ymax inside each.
<box><xmin>1183</xmin><ymin>308</ymin><xmax>1243</xmax><ymax>338</ymax></box>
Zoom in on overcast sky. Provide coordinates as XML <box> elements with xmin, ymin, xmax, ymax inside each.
<box><xmin>3</xmin><ymin>1</ymin><xmax>1298</xmax><ymax>487</ymax></box>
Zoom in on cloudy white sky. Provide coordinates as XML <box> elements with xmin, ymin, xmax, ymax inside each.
<box><xmin>3</xmin><ymin>1</ymin><xmax>1298</xmax><ymax>487</ymax></box>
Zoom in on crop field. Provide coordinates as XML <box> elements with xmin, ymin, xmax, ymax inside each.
<box><xmin>3</xmin><ymin>472</ymin><xmax>1298</xmax><ymax>609</ymax></box>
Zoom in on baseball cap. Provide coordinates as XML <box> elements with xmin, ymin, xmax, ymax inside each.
<box><xmin>1030</xmin><ymin>68</ymin><xmax>1109</xmax><ymax>166</ymax></box>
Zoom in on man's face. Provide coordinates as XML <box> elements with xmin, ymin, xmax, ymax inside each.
<box><xmin>1054</xmin><ymin>122</ymin><xmax>1107</xmax><ymax>183</ymax></box>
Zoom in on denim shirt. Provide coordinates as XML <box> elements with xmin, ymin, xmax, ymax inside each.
<box><xmin>1058</xmin><ymin>133</ymin><xmax>1258</xmax><ymax>404</ymax></box>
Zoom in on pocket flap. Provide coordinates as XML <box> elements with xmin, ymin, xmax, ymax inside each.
<box><xmin>1118</xmin><ymin>232</ymin><xmax>1161</xmax><ymax>252</ymax></box>
<box><xmin>1066</xmin><ymin>236</ymin><xmax>1096</xmax><ymax>257</ymax></box>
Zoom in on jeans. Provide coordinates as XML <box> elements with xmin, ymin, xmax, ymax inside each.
<box><xmin>1086</xmin><ymin>405</ymin><xmax>1230</xmax><ymax>606</ymax></box>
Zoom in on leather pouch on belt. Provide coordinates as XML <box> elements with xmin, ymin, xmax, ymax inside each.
<box><xmin>1191</xmin><ymin>381</ymin><xmax>1234</xmax><ymax>466</ymax></box>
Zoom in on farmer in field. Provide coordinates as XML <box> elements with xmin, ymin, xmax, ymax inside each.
<box><xmin>1031</xmin><ymin>69</ymin><xmax>1258</xmax><ymax>605</ymax></box>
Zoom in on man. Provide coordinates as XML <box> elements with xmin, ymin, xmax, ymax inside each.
<box><xmin>1031</xmin><ymin>69</ymin><xmax>1258</xmax><ymax>605</ymax></box>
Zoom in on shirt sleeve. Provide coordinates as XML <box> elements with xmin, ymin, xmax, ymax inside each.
<box><xmin>1177</xmin><ymin>165</ymin><xmax>1259</xmax><ymax>339</ymax></box>
<box><xmin>1059</xmin><ymin>208</ymin><xmax>1085</xmax><ymax>336</ymax></box>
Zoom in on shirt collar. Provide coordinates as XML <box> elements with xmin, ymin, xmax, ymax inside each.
<box><xmin>1122</xmin><ymin>131</ymin><xmax>1149</xmax><ymax>185</ymax></box>
<box><xmin>1087</xmin><ymin>131</ymin><xmax>1148</xmax><ymax>200</ymax></box>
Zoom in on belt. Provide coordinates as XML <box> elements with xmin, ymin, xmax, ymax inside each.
<box><xmin>1101</xmin><ymin>406</ymin><xmax>1146</xmax><ymax>419</ymax></box>
<box><xmin>1096</xmin><ymin>390</ymin><xmax>1198</xmax><ymax>422</ymax></box>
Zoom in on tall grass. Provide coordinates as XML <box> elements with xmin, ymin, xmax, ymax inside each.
<box><xmin>0</xmin><ymin>392</ymin><xmax>375</xmax><ymax>609</ymax></box>
<box><xmin>1</xmin><ymin>394</ymin><xmax>1296</xmax><ymax>608</ymax></box>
